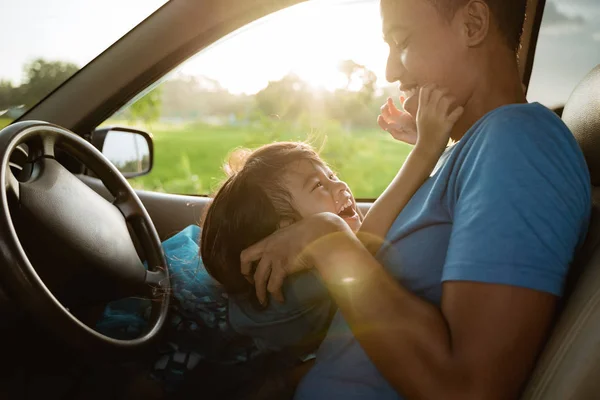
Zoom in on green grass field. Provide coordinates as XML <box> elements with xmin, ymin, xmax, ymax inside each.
<box><xmin>2</xmin><ymin>115</ymin><xmax>411</xmax><ymax>198</ymax></box>
<box><xmin>0</xmin><ymin>117</ymin><xmax>11</xmax><ymax>129</ymax></box>
<box><xmin>126</xmin><ymin>121</ymin><xmax>413</xmax><ymax>199</ymax></box>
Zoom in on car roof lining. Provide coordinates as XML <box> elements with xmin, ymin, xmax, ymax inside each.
<box><xmin>17</xmin><ymin>0</ymin><xmax>543</xmax><ymax>134</ymax></box>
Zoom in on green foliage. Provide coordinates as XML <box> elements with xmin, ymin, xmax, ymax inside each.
<box><xmin>127</xmin><ymin>88</ymin><xmax>163</xmax><ymax>126</ymax></box>
<box><xmin>0</xmin><ymin>117</ymin><xmax>11</xmax><ymax>129</ymax></box>
<box><xmin>252</xmin><ymin>61</ymin><xmax>379</xmax><ymax>130</ymax></box>
<box><xmin>114</xmin><ymin>155</ymin><xmax>150</xmax><ymax>174</ymax></box>
<box><xmin>0</xmin><ymin>58</ymin><xmax>79</xmax><ymax>112</ymax></box>
<box><xmin>125</xmin><ymin>121</ymin><xmax>412</xmax><ymax>199</ymax></box>
<box><xmin>255</xmin><ymin>74</ymin><xmax>313</xmax><ymax>121</ymax></box>
<box><xmin>18</xmin><ymin>59</ymin><xmax>79</xmax><ymax>107</ymax></box>
<box><xmin>159</xmin><ymin>75</ymin><xmax>254</xmax><ymax>121</ymax></box>
<box><xmin>0</xmin><ymin>80</ymin><xmax>15</xmax><ymax>110</ymax></box>
<box><xmin>0</xmin><ymin>57</ymin><xmax>409</xmax><ymax>199</ymax></box>
<box><xmin>114</xmin><ymin>58</ymin><xmax>406</xmax><ymax>198</ymax></box>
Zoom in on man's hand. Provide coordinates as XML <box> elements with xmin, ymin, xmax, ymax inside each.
<box><xmin>240</xmin><ymin>213</ymin><xmax>347</xmax><ymax>305</ymax></box>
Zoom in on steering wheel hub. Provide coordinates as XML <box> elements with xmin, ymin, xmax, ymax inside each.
<box><xmin>0</xmin><ymin>121</ymin><xmax>170</xmax><ymax>358</ymax></box>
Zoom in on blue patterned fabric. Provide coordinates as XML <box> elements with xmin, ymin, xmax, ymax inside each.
<box><xmin>96</xmin><ymin>225</ymin><xmax>263</xmax><ymax>392</ymax></box>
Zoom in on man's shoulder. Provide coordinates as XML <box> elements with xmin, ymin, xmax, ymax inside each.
<box><xmin>444</xmin><ymin>102</ymin><xmax>590</xmax><ymax>198</ymax></box>
<box><xmin>459</xmin><ymin>103</ymin><xmax>581</xmax><ymax>161</ymax></box>
<box><xmin>476</xmin><ymin>102</ymin><xmax>569</xmax><ymax>142</ymax></box>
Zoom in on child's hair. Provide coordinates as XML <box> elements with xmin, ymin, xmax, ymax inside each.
<box><xmin>200</xmin><ymin>141</ymin><xmax>325</xmax><ymax>299</ymax></box>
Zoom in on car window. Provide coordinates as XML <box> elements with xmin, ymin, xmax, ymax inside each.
<box><xmin>0</xmin><ymin>0</ymin><xmax>168</xmax><ymax>129</ymax></box>
<box><xmin>527</xmin><ymin>0</ymin><xmax>600</xmax><ymax>108</ymax></box>
<box><xmin>103</xmin><ymin>0</ymin><xmax>412</xmax><ymax>200</ymax></box>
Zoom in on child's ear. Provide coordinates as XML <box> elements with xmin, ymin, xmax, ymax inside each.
<box><xmin>278</xmin><ymin>219</ymin><xmax>294</xmax><ymax>229</ymax></box>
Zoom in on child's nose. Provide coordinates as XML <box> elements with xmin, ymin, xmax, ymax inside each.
<box><xmin>333</xmin><ymin>180</ymin><xmax>348</xmax><ymax>196</ymax></box>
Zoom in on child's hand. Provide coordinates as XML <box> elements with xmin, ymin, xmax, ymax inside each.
<box><xmin>415</xmin><ymin>85</ymin><xmax>464</xmax><ymax>153</ymax></box>
<box><xmin>377</xmin><ymin>97</ymin><xmax>418</xmax><ymax>145</ymax></box>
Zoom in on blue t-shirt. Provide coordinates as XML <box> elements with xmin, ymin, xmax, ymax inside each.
<box><xmin>294</xmin><ymin>103</ymin><xmax>592</xmax><ymax>399</ymax></box>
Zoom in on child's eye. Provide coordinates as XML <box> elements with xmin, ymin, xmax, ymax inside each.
<box><xmin>329</xmin><ymin>173</ymin><xmax>337</xmax><ymax>180</ymax></box>
<box><xmin>312</xmin><ymin>181</ymin><xmax>323</xmax><ymax>191</ymax></box>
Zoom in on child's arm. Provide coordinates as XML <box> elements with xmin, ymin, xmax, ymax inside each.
<box><xmin>359</xmin><ymin>86</ymin><xmax>463</xmax><ymax>254</ymax></box>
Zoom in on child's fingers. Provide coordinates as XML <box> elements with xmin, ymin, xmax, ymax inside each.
<box><xmin>442</xmin><ymin>95</ymin><xmax>456</xmax><ymax>110</ymax></box>
<box><xmin>381</xmin><ymin>107</ymin><xmax>393</xmax><ymax>123</ymax></box>
<box><xmin>447</xmin><ymin>106</ymin><xmax>464</xmax><ymax>125</ymax></box>
<box><xmin>438</xmin><ymin>96</ymin><xmax>452</xmax><ymax>115</ymax></box>
<box><xmin>396</xmin><ymin>110</ymin><xmax>416</xmax><ymax>126</ymax></box>
<box><xmin>430</xmin><ymin>87</ymin><xmax>449</xmax><ymax>108</ymax></box>
<box><xmin>380</xmin><ymin>101</ymin><xmax>389</xmax><ymax>114</ymax></box>
<box><xmin>418</xmin><ymin>85</ymin><xmax>434</xmax><ymax>108</ymax></box>
<box><xmin>387</xmin><ymin>98</ymin><xmax>402</xmax><ymax>115</ymax></box>
<box><xmin>377</xmin><ymin>115</ymin><xmax>390</xmax><ymax>131</ymax></box>
<box><xmin>380</xmin><ymin>100</ymin><xmax>396</xmax><ymax>120</ymax></box>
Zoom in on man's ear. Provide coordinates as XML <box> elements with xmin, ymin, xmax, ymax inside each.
<box><xmin>459</xmin><ymin>0</ymin><xmax>490</xmax><ymax>48</ymax></box>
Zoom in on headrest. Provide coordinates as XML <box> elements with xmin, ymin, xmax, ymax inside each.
<box><xmin>562</xmin><ymin>64</ymin><xmax>600</xmax><ymax>186</ymax></box>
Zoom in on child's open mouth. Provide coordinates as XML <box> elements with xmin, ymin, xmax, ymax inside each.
<box><xmin>337</xmin><ymin>198</ymin><xmax>357</xmax><ymax>219</ymax></box>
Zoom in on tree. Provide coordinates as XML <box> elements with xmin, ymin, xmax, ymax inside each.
<box><xmin>326</xmin><ymin>60</ymin><xmax>379</xmax><ymax>129</ymax></box>
<box><xmin>337</xmin><ymin>59</ymin><xmax>377</xmax><ymax>103</ymax></box>
<box><xmin>255</xmin><ymin>74</ymin><xmax>312</xmax><ymax>121</ymax></box>
<box><xmin>0</xmin><ymin>80</ymin><xmax>16</xmax><ymax>110</ymax></box>
<box><xmin>128</xmin><ymin>87</ymin><xmax>163</xmax><ymax>126</ymax></box>
<box><xmin>18</xmin><ymin>59</ymin><xmax>79</xmax><ymax>107</ymax></box>
<box><xmin>159</xmin><ymin>76</ymin><xmax>253</xmax><ymax>122</ymax></box>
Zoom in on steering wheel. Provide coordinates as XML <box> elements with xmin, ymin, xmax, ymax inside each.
<box><xmin>0</xmin><ymin>121</ymin><xmax>170</xmax><ymax>357</ymax></box>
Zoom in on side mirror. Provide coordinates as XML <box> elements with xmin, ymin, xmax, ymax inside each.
<box><xmin>90</xmin><ymin>127</ymin><xmax>153</xmax><ymax>178</ymax></box>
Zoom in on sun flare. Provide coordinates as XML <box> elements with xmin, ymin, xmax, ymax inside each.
<box><xmin>180</xmin><ymin>0</ymin><xmax>389</xmax><ymax>95</ymax></box>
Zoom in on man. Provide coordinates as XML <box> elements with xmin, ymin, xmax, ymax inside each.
<box><xmin>241</xmin><ymin>0</ymin><xmax>591</xmax><ymax>398</ymax></box>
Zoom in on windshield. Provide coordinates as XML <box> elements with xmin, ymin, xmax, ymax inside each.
<box><xmin>0</xmin><ymin>0</ymin><xmax>168</xmax><ymax>129</ymax></box>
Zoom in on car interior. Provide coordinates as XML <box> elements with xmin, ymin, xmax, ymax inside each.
<box><xmin>1</xmin><ymin>0</ymin><xmax>599</xmax><ymax>398</ymax></box>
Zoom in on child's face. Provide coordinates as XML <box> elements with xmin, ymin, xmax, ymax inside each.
<box><xmin>283</xmin><ymin>160</ymin><xmax>361</xmax><ymax>231</ymax></box>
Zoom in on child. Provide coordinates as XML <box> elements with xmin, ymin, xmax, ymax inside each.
<box><xmin>201</xmin><ymin>85</ymin><xmax>463</xmax><ymax>352</ymax></box>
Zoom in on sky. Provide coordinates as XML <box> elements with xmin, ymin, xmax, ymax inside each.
<box><xmin>1</xmin><ymin>0</ymin><xmax>598</xmax><ymax>109</ymax></box>
<box><xmin>0</xmin><ymin>0</ymin><xmax>168</xmax><ymax>84</ymax></box>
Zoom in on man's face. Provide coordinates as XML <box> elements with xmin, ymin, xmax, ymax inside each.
<box><xmin>381</xmin><ymin>0</ymin><xmax>470</xmax><ymax>116</ymax></box>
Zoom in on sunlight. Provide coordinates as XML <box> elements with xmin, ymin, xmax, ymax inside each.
<box><xmin>179</xmin><ymin>0</ymin><xmax>388</xmax><ymax>94</ymax></box>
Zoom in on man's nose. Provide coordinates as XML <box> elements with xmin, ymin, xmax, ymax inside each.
<box><xmin>386</xmin><ymin>50</ymin><xmax>405</xmax><ymax>83</ymax></box>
